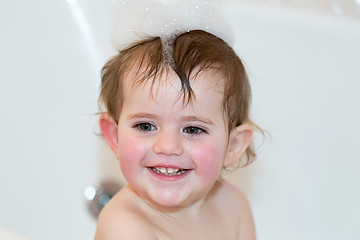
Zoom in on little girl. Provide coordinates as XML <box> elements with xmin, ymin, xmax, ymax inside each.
<box><xmin>95</xmin><ymin>1</ymin><xmax>257</xmax><ymax>239</ymax></box>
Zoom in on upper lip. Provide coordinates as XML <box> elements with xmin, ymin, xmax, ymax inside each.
<box><xmin>144</xmin><ymin>158</ymin><xmax>195</xmax><ymax>170</ymax></box>
<box><xmin>146</xmin><ymin>163</ymin><xmax>193</xmax><ymax>170</ymax></box>
<box><xmin>147</xmin><ymin>165</ymin><xmax>189</xmax><ymax>170</ymax></box>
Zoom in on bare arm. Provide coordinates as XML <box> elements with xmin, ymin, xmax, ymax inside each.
<box><xmin>217</xmin><ymin>181</ymin><xmax>256</xmax><ymax>240</ymax></box>
<box><xmin>237</xmin><ymin>190</ymin><xmax>256</xmax><ymax>240</ymax></box>
<box><xmin>94</xmin><ymin>199</ymin><xmax>158</xmax><ymax>240</ymax></box>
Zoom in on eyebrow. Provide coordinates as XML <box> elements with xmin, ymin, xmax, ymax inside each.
<box><xmin>127</xmin><ymin>113</ymin><xmax>214</xmax><ymax>125</ymax></box>
<box><xmin>181</xmin><ymin>116</ymin><xmax>214</xmax><ymax>125</ymax></box>
<box><xmin>127</xmin><ymin>113</ymin><xmax>158</xmax><ymax>120</ymax></box>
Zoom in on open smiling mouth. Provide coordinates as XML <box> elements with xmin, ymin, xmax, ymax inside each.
<box><xmin>150</xmin><ymin>167</ymin><xmax>188</xmax><ymax>176</ymax></box>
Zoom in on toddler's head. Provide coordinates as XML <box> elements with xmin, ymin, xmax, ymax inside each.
<box><xmin>99</xmin><ymin>30</ymin><xmax>256</xmax><ymax>167</ymax></box>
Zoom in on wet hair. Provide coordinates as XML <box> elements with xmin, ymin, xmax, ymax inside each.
<box><xmin>99</xmin><ymin>30</ymin><xmax>256</xmax><ymax>166</ymax></box>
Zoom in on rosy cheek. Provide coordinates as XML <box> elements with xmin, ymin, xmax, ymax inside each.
<box><xmin>192</xmin><ymin>143</ymin><xmax>224</xmax><ymax>183</ymax></box>
<box><xmin>118</xmin><ymin>136</ymin><xmax>138</xmax><ymax>159</ymax></box>
<box><xmin>117</xmin><ymin>136</ymin><xmax>145</xmax><ymax>179</ymax></box>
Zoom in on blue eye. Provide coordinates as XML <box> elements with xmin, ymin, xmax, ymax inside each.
<box><xmin>183</xmin><ymin>126</ymin><xmax>206</xmax><ymax>135</ymax></box>
<box><xmin>135</xmin><ymin>122</ymin><xmax>156</xmax><ymax>132</ymax></box>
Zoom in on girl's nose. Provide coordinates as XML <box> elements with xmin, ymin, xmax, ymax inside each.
<box><xmin>153</xmin><ymin>130</ymin><xmax>184</xmax><ymax>156</ymax></box>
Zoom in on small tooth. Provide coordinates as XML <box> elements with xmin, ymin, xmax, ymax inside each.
<box><xmin>159</xmin><ymin>168</ymin><xmax>166</xmax><ymax>174</ymax></box>
<box><xmin>167</xmin><ymin>168</ymin><xmax>175</xmax><ymax>174</ymax></box>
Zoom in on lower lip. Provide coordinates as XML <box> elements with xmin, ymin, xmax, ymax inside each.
<box><xmin>147</xmin><ymin>167</ymin><xmax>192</xmax><ymax>181</ymax></box>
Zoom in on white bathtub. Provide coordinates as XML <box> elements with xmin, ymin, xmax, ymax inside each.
<box><xmin>0</xmin><ymin>227</ymin><xmax>29</xmax><ymax>240</ymax></box>
<box><xmin>0</xmin><ymin>0</ymin><xmax>359</xmax><ymax>239</ymax></box>
<box><xmin>0</xmin><ymin>0</ymin><xmax>114</xmax><ymax>239</ymax></box>
<box><xmin>225</xmin><ymin>1</ymin><xmax>360</xmax><ymax>239</ymax></box>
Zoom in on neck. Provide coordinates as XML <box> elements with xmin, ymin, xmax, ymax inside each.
<box><xmin>127</xmin><ymin>182</ymin><xmax>220</xmax><ymax>221</ymax></box>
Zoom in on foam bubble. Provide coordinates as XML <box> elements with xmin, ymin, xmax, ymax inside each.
<box><xmin>110</xmin><ymin>0</ymin><xmax>234</xmax><ymax>51</ymax></box>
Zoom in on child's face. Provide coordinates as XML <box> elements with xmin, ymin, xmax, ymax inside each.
<box><xmin>109</xmin><ymin>70</ymin><xmax>235</xmax><ymax>208</ymax></box>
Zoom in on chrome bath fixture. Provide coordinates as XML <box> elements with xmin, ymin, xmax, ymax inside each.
<box><xmin>84</xmin><ymin>180</ymin><xmax>122</xmax><ymax>219</ymax></box>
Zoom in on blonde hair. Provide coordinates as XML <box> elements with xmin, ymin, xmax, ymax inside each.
<box><xmin>99</xmin><ymin>30</ymin><xmax>256</xmax><ymax>166</ymax></box>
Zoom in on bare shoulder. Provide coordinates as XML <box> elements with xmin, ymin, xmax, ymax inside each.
<box><xmin>214</xmin><ymin>180</ymin><xmax>256</xmax><ymax>240</ymax></box>
<box><xmin>94</xmin><ymin>187</ymin><xmax>157</xmax><ymax>240</ymax></box>
<box><xmin>213</xmin><ymin>180</ymin><xmax>249</xmax><ymax>208</ymax></box>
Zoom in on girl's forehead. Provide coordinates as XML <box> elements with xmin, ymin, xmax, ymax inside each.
<box><xmin>124</xmin><ymin>72</ymin><xmax>226</xmax><ymax>120</ymax></box>
<box><xmin>123</xmin><ymin>67</ymin><xmax>225</xmax><ymax>97</ymax></box>
<box><xmin>122</xmin><ymin>71</ymin><xmax>225</xmax><ymax>117</ymax></box>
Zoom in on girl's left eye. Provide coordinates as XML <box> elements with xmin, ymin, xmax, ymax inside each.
<box><xmin>183</xmin><ymin>126</ymin><xmax>206</xmax><ymax>135</ymax></box>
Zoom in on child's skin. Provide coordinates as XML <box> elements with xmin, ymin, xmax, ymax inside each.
<box><xmin>95</xmin><ymin>67</ymin><xmax>256</xmax><ymax>239</ymax></box>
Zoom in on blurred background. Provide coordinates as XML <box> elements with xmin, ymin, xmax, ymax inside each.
<box><xmin>0</xmin><ymin>0</ymin><xmax>359</xmax><ymax>239</ymax></box>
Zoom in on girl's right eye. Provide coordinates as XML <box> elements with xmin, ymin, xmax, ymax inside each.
<box><xmin>134</xmin><ymin>122</ymin><xmax>156</xmax><ymax>132</ymax></box>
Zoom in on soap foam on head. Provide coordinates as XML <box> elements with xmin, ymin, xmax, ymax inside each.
<box><xmin>110</xmin><ymin>0</ymin><xmax>234</xmax><ymax>51</ymax></box>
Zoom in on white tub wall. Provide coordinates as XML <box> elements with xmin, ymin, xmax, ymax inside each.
<box><xmin>1</xmin><ymin>0</ymin><xmax>360</xmax><ymax>240</ymax></box>
<box><xmin>237</xmin><ymin>0</ymin><xmax>360</xmax><ymax>17</ymax></box>
<box><xmin>224</xmin><ymin>2</ymin><xmax>360</xmax><ymax>239</ymax></box>
<box><xmin>0</xmin><ymin>0</ymin><xmax>116</xmax><ymax>239</ymax></box>
<box><xmin>0</xmin><ymin>227</ymin><xmax>30</xmax><ymax>240</ymax></box>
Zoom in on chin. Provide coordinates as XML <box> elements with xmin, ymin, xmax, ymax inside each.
<box><xmin>146</xmin><ymin>189</ymin><xmax>193</xmax><ymax>209</ymax></box>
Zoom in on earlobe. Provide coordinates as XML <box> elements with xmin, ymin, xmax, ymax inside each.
<box><xmin>225</xmin><ymin>123</ymin><xmax>253</xmax><ymax>168</ymax></box>
<box><xmin>99</xmin><ymin>113</ymin><xmax>119</xmax><ymax>158</ymax></box>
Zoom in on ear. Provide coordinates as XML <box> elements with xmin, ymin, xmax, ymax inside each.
<box><xmin>99</xmin><ymin>113</ymin><xmax>119</xmax><ymax>158</ymax></box>
<box><xmin>224</xmin><ymin>123</ymin><xmax>253</xmax><ymax>168</ymax></box>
